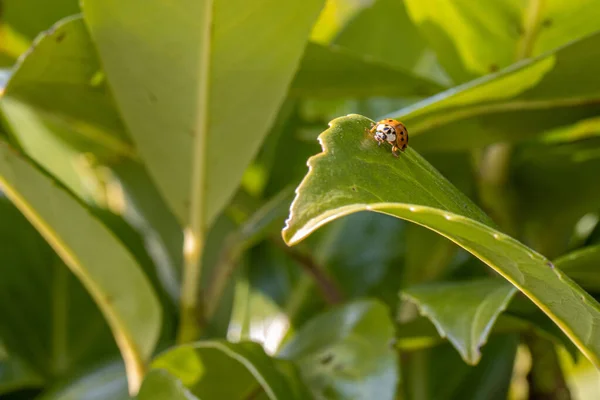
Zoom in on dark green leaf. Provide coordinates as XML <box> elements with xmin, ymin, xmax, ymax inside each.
<box><xmin>512</xmin><ymin>138</ymin><xmax>600</xmax><ymax>258</ymax></box>
<box><xmin>282</xmin><ymin>114</ymin><xmax>600</xmax><ymax>368</ymax></box>
<box><xmin>279</xmin><ymin>300</ymin><xmax>398</xmax><ymax>400</ymax></box>
<box><xmin>0</xmin><ymin>198</ymin><xmax>118</xmax><ymax>380</ymax></box>
<box><xmin>0</xmin><ymin>349</ymin><xmax>43</xmax><ymax>395</ymax></box>
<box><xmin>555</xmin><ymin>244</ymin><xmax>600</xmax><ymax>292</ymax></box>
<box><xmin>145</xmin><ymin>341</ymin><xmax>309</xmax><ymax>400</ymax></box>
<box><xmin>37</xmin><ymin>362</ymin><xmax>129</xmax><ymax>400</ymax></box>
<box><xmin>291</xmin><ymin>42</ymin><xmax>444</xmax><ymax>98</ymax></box>
<box><xmin>316</xmin><ymin>212</ymin><xmax>406</xmax><ymax>303</ymax></box>
<box><xmin>402</xmin><ymin>279</ymin><xmax>517</xmax><ymax>364</ymax></box>
<box><xmin>0</xmin><ymin>143</ymin><xmax>162</xmax><ymax>393</ymax></box>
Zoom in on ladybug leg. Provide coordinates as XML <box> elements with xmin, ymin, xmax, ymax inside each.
<box><xmin>391</xmin><ymin>145</ymin><xmax>400</xmax><ymax>158</ymax></box>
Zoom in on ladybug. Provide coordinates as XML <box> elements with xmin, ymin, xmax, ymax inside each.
<box><xmin>368</xmin><ymin>119</ymin><xmax>409</xmax><ymax>157</ymax></box>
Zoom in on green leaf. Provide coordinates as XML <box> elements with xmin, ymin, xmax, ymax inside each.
<box><xmin>0</xmin><ymin>17</ymin><xmax>134</xmax><ymax>198</ymax></box>
<box><xmin>512</xmin><ymin>138</ymin><xmax>600</xmax><ymax>257</ymax></box>
<box><xmin>0</xmin><ymin>17</ymin><xmax>186</xmax><ymax>318</ymax></box>
<box><xmin>111</xmin><ymin>160</ymin><xmax>184</xmax><ymax>304</ymax></box>
<box><xmin>403</xmin><ymin>224</ymin><xmax>457</xmax><ymax>285</ymax></box>
<box><xmin>279</xmin><ymin>300</ymin><xmax>398</xmax><ymax>400</ymax></box>
<box><xmin>0</xmin><ymin>351</ymin><xmax>44</xmax><ymax>395</ymax></box>
<box><xmin>38</xmin><ymin>362</ymin><xmax>129</xmax><ymax>400</ymax></box>
<box><xmin>333</xmin><ymin>0</ymin><xmax>450</xmax><ymax>85</ymax></box>
<box><xmin>82</xmin><ymin>0</ymin><xmax>324</xmax><ymax>230</ymax></box>
<box><xmin>0</xmin><ymin>198</ymin><xmax>119</xmax><ymax>380</ymax></box>
<box><xmin>137</xmin><ymin>370</ymin><xmax>197</xmax><ymax>400</ymax></box>
<box><xmin>402</xmin><ymin>279</ymin><xmax>517</xmax><ymax>364</ymax></box>
<box><xmin>396</xmin><ymin>313</ymin><xmax>575</xmax><ymax>358</ymax></box>
<box><xmin>316</xmin><ymin>212</ymin><xmax>406</xmax><ymax>303</ymax></box>
<box><xmin>309</xmin><ymin>0</ymin><xmax>369</xmax><ymax>44</ymax></box>
<box><xmin>432</xmin><ymin>336</ymin><xmax>519</xmax><ymax>400</ymax></box>
<box><xmin>282</xmin><ymin>114</ymin><xmax>600</xmax><ymax>368</ymax></box>
<box><xmin>143</xmin><ymin>341</ymin><xmax>309</xmax><ymax>400</ymax></box>
<box><xmin>290</xmin><ymin>42</ymin><xmax>444</xmax><ymax>98</ymax></box>
<box><xmin>0</xmin><ymin>0</ymin><xmax>80</xmax><ymax>65</ymax></box>
<box><xmin>404</xmin><ymin>0</ymin><xmax>600</xmax><ymax>82</ymax></box>
<box><xmin>2</xmin><ymin>16</ymin><xmax>132</xmax><ymax>158</ymax></box>
<box><xmin>385</xmin><ymin>32</ymin><xmax>600</xmax><ymax>152</ymax></box>
<box><xmin>539</xmin><ymin>116</ymin><xmax>600</xmax><ymax>144</ymax></box>
<box><xmin>0</xmin><ymin>144</ymin><xmax>161</xmax><ymax>393</ymax></box>
<box><xmin>555</xmin><ymin>244</ymin><xmax>600</xmax><ymax>293</ymax></box>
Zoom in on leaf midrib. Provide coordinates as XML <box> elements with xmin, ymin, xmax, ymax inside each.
<box><xmin>190</xmin><ymin>0</ymin><xmax>213</xmax><ymax>233</ymax></box>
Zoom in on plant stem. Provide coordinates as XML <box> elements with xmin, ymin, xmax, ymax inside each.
<box><xmin>203</xmin><ymin>235</ymin><xmax>241</xmax><ymax>323</ymax></box>
<box><xmin>518</xmin><ymin>0</ymin><xmax>544</xmax><ymax>60</ymax></box>
<box><xmin>178</xmin><ymin>229</ymin><xmax>206</xmax><ymax>343</ymax></box>
<box><xmin>273</xmin><ymin>240</ymin><xmax>344</xmax><ymax>305</ymax></box>
<box><xmin>477</xmin><ymin>0</ymin><xmax>547</xmax><ymax>237</ymax></box>
<box><xmin>178</xmin><ymin>0</ymin><xmax>214</xmax><ymax>344</ymax></box>
<box><xmin>478</xmin><ymin>142</ymin><xmax>519</xmax><ymax>237</ymax></box>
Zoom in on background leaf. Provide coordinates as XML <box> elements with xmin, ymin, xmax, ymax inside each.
<box><xmin>0</xmin><ymin>198</ymin><xmax>119</xmax><ymax>381</ymax></box>
<box><xmin>383</xmin><ymin>32</ymin><xmax>600</xmax><ymax>152</ymax></box>
<box><xmin>279</xmin><ymin>300</ymin><xmax>398</xmax><ymax>400</ymax></box>
<box><xmin>37</xmin><ymin>361</ymin><xmax>129</xmax><ymax>400</ymax></box>
<box><xmin>402</xmin><ymin>279</ymin><xmax>517</xmax><ymax>364</ymax></box>
<box><xmin>333</xmin><ymin>0</ymin><xmax>450</xmax><ymax>85</ymax></box>
<box><xmin>0</xmin><ymin>0</ymin><xmax>79</xmax><ymax>65</ymax></box>
<box><xmin>555</xmin><ymin>244</ymin><xmax>600</xmax><ymax>293</ymax></box>
<box><xmin>404</xmin><ymin>0</ymin><xmax>600</xmax><ymax>82</ymax></box>
<box><xmin>291</xmin><ymin>42</ymin><xmax>444</xmax><ymax>98</ymax></box>
<box><xmin>144</xmin><ymin>341</ymin><xmax>310</xmax><ymax>400</ymax></box>
<box><xmin>0</xmin><ymin>144</ymin><xmax>161</xmax><ymax>393</ymax></box>
<box><xmin>81</xmin><ymin>0</ymin><xmax>325</xmax><ymax>229</ymax></box>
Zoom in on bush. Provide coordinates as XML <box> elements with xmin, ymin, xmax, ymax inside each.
<box><xmin>0</xmin><ymin>0</ymin><xmax>599</xmax><ymax>399</ymax></box>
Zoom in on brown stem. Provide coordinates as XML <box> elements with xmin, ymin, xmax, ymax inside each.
<box><xmin>244</xmin><ymin>385</ymin><xmax>264</xmax><ymax>400</ymax></box>
<box><xmin>273</xmin><ymin>240</ymin><xmax>344</xmax><ymax>305</ymax></box>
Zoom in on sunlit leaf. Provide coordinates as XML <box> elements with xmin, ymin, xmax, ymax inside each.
<box><xmin>404</xmin><ymin>0</ymin><xmax>600</xmax><ymax>81</ymax></box>
<box><xmin>282</xmin><ymin>114</ymin><xmax>600</xmax><ymax>368</ymax></box>
<box><xmin>0</xmin><ymin>144</ymin><xmax>161</xmax><ymax>393</ymax></box>
<box><xmin>142</xmin><ymin>341</ymin><xmax>309</xmax><ymax>399</ymax></box>
<box><xmin>382</xmin><ymin>32</ymin><xmax>600</xmax><ymax>152</ymax></box>
<box><xmin>82</xmin><ymin>0</ymin><xmax>325</xmax><ymax>230</ymax></box>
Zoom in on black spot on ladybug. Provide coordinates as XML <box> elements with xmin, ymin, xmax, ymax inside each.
<box><xmin>56</xmin><ymin>32</ymin><xmax>66</xmax><ymax>42</ymax></box>
<box><xmin>542</xmin><ymin>18</ymin><xmax>553</xmax><ymax>28</ymax></box>
<box><xmin>489</xmin><ymin>64</ymin><xmax>499</xmax><ymax>73</ymax></box>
